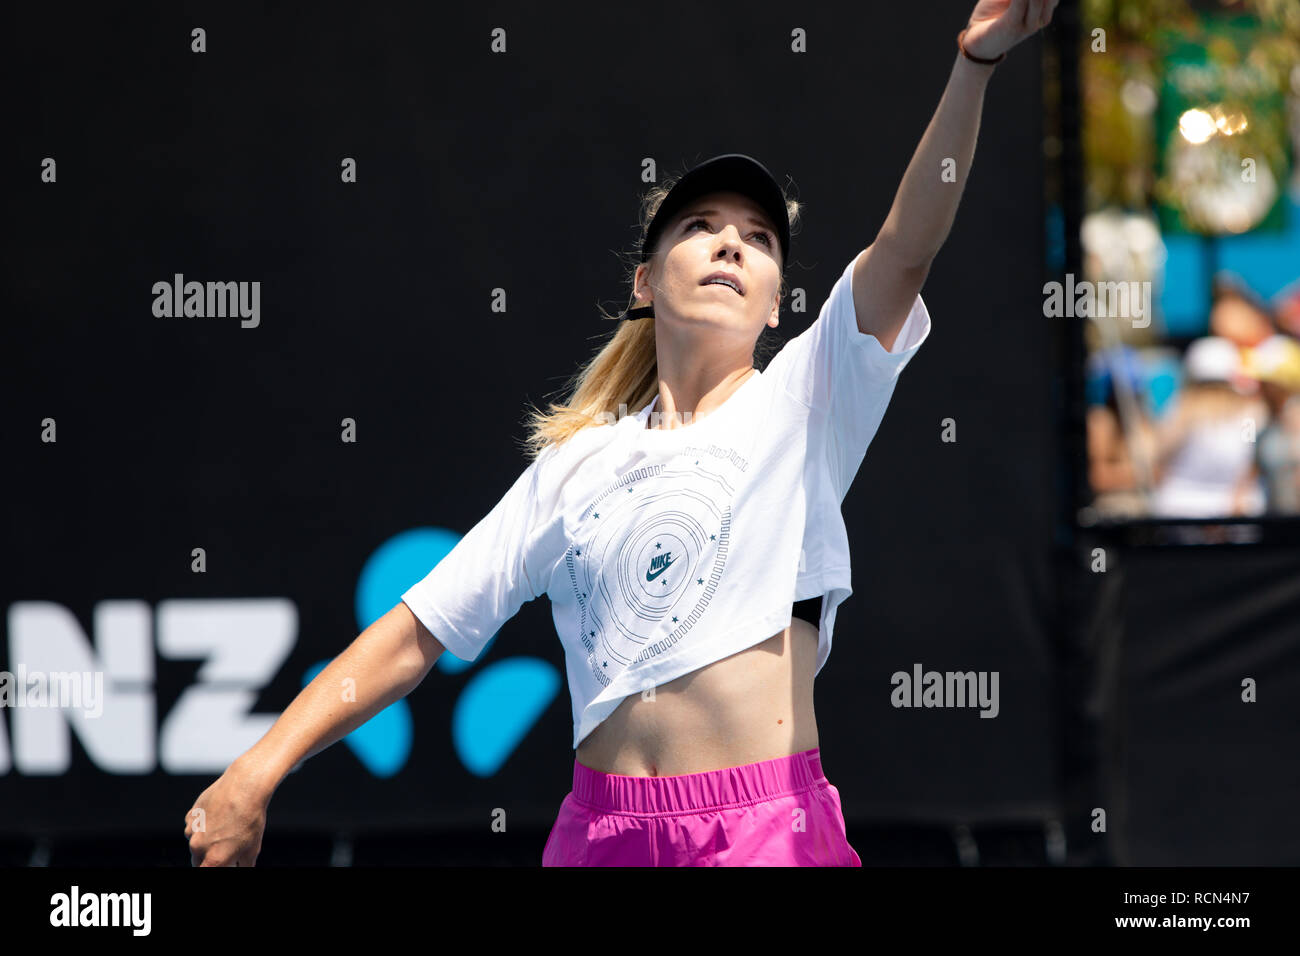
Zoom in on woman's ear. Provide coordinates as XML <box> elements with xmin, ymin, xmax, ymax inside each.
<box><xmin>634</xmin><ymin>261</ymin><xmax>652</xmax><ymax>303</ymax></box>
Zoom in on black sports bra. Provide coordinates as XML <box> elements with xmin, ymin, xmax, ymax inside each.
<box><xmin>791</xmin><ymin>594</ymin><xmax>822</xmax><ymax>629</ymax></box>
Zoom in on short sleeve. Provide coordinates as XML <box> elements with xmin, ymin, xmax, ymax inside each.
<box><xmin>765</xmin><ymin>249</ymin><xmax>931</xmax><ymax>499</ymax></box>
<box><xmin>401</xmin><ymin>449</ymin><xmax>555</xmax><ymax>662</ymax></box>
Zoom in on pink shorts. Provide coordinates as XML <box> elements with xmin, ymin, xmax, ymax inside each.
<box><xmin>542</xmin><ymin>747</ymin><xmax>862</xmax><ymax>866</ymax></box>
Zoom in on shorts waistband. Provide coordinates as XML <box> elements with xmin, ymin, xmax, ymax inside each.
<box><xmin>571</xmin><ymin>748</ymin><xmax>827</xmax><ymax>816</ymax></box>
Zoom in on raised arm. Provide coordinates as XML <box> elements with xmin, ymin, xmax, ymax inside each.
<box><xmin>853</xmin><ymin>0</ymin><xmax>1059</xmax><ymax>350</ymax></box>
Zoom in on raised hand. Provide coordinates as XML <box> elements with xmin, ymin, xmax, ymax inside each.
<box><xmin>962</xmin><ymin>0</ymin><xmax>1061</xmax><ymax>61</ymax></box>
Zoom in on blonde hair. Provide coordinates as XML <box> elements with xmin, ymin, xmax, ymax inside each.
<box><xmin>520</xmin><ymin>173</ymin><xmax>802</xmax><ymax>460</ymax></box>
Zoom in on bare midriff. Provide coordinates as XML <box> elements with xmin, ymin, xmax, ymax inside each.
<box><xmin>574</xmin><ymin>617</ymin><xmax>820</xmax><ymax>777</ymax></box>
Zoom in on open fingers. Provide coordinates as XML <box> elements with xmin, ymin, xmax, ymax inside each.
<box><xmin>1026</xmin><ymin>0</ymin><xmax>1045</xmax><ymax>30</ymax></box>
<box><xmin>1007</xmin><ymin>0</ymin><xmax>1030</xmax><ymax>30</ymax></box>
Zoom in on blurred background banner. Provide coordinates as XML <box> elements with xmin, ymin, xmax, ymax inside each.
<box><xmin>1155</xmin><ymin>10</ymin><xmax>1291</xmax><ymax>237</ymax></box>
<box><xmin>1080</xmin><ymin>0</ymin><xmax>1300</xmax><ymax>524</ymax></box>
<box><xmin>3</xmin><ymin>0</ymin><xmax>1298</xmax><ymax>867</ymax></box>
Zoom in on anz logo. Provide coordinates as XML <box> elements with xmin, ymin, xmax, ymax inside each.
<box><xmin>0</xmin><ymin>528</ymin><xmax>558</xmax><ymax>780</ymax></box>
<box><xmin>349</xmin><ymin>528</ymin><xmax>561</xmax><ymax>778</ymax></box>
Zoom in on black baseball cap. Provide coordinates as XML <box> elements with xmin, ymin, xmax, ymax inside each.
<box><xmin>638</xmin><ymin>153</ymin><xmax>790</xmax><ymax>270</ymax></box>
<box><xmin>623</xmin><ymin>154</ymin><xmax>791</xmax><ymax>321</ymax></box>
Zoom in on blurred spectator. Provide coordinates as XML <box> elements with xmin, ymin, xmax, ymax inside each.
<box><xmin>1209</xmin><ymin>273</ymin><xmax>1276</xmax><ymax>349</ymax></box>
<box><xmin>1242</xmin><ymin>334</ymin><xmax>1300</xmax><ymax>513</ymax></box>
<box><xmin>1086</xmin><ymin>346</ymin><xmax>1157</xmax><ymax>516</ymax></box>
<box><xmin>1275</xmin><ymin>279</ymin><xmax>1300</xmax><ymax>338</ymax></box>
<box><xmin>1150</xmin><ymin>337</ymin><xmax>1269</xmax><ymax>517</ymax></box>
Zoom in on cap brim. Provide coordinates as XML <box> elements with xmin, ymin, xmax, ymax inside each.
<box><xmin>641</xmin><ymin>154</ymin><xmax>790</xmax><ymax>267</ymax></box>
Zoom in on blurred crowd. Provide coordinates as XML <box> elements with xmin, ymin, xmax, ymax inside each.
<box><xmin>1087</xmin><ymin>276</ymin><xmax>1300</xmax><ymax>517</ymax></box>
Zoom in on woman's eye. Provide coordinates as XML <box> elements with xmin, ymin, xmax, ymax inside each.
<box><xmin>687</xmin><ymin>218</ymin><xmax>773</xmax><ymax>246</ymax></box>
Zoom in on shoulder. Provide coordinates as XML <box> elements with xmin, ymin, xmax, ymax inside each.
<box><xmin>529</xmin><ymin>416</ymin><xmax>622</xmax><ymax>490</ymax></box>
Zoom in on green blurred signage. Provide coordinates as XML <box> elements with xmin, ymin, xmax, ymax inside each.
<box><xmin>1154</xmin><ymin>13</ymin><xmax>1291</xmax><ymax>236</ymax></box>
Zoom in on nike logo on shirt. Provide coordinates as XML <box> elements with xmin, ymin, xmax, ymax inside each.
<box><xmin>646</xmin><ymin>553</ymin><xmax>676</xmax><ymax>581</ymax></box>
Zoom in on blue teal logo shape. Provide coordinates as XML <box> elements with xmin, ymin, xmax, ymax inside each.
<box><xmin>306</xmin><ymin>527</ymin><xmax>560</xmax><ymax>777</ymax></box>
<box><xmin>451</xmin><ymin>657</ymin><xmax>559</xmax><ymax>777</ymax></box>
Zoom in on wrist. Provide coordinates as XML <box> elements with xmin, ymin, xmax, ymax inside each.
<box><xmin>957</xmin><ymin>27</ymin><xmax>1005</xmax><ymax>67</ymax></box>
<box><xmin>231</xmin><ymin>750</ymin><xmax>287</xmax><ymax>804</ymax></box>
<box><xmin>953</xmin><ymin>49</ymin><xmax>996</xmax><ymax>87</ymax></box>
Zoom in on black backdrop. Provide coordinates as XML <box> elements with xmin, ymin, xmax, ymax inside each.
<box><xmin>1087</xmin><ymin>540</ymin><xmax>1300</xmax><ymax>866</ymax></box>
<box><xmin>5</xmin><ymin>1</ymin><xmax>1295</xmax><ymax>867</ymax></box>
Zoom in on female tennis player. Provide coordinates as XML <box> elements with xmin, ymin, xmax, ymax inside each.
<box><xmin>186</xmin><ymin>0</ymin><xmax>1057</xmax><ymax>867</ymax></box>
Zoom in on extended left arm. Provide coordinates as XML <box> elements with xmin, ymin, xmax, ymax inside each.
<box><xmin>853</xmin><ymin>0</ymin><xmax>1059</xmax><ymax>349</ymax></box>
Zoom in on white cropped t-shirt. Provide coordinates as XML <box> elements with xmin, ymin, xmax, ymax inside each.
<box><xmin>403</xmin><ymin>249</ymin><xmax>932</xmax><ymax>748</ymax></box>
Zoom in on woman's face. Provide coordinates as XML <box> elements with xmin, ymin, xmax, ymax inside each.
<box><xmin>634</xmin><ymin>190</ymin><xmax>783</xmax><ymax>341</ymax></box>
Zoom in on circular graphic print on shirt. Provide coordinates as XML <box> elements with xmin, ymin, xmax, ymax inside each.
<box><xmin>569</xmin><ymin>461</ymin><xmax>735</xmax><ymax>688</ymax></box>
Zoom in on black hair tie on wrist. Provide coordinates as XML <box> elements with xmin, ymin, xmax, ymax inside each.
<box><xmin>958</xmin><ymin>28</ymin><xmax>1005</xmax><ymax>65</ymax></box>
